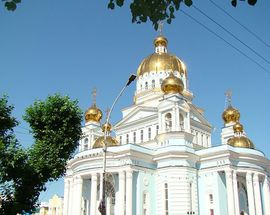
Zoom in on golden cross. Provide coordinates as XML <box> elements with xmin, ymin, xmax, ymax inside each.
<box><xmin>225</xmin><ymin>90</ymin><xmax>232</xmax><ymax>106</ymax></box>
<box><xmin>158</xmin><ymin>21</ymin><xmax>164</xmax><ymax>35</ymax></box>
<box><xmin>105</xmin><ymin>107</ymin><xmax>110</xmax><ymax>118</ymax></box>
<box><xmin>92</xmin><ymin>87</ymin><xmax>97</xmax><ymax>105</ymax></box>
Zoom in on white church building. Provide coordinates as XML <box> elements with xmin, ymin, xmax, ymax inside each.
<box><xmin>63</xmin><ymin>35</ymin><xmax>270</xmax><ymax>215</ymax></box>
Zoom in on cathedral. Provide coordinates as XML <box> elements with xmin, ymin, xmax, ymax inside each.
<box><xmin>63</xmin><ymin>35</ymin><xmax>270</xmax><ymax>215</ymax></box>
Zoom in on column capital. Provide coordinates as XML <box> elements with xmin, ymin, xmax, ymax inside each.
<box><xmin>119</xmin><ymin>171</ymin><xmax>125</xmax><ymax>179</ymax></box>
<box><xmin>74</xmin><ymin>176</ymin><xmax>83</xmax><ymax>184</ymax></box>
<box><xmin>246</xmin><ymin>172</ymin><xmax>253</xmax><ymax>183</ymax></box>
<box><xmin>126</xmin><ymin>170</ymin><xmax>133</xmax><ymax>178</ymax></box>
<box><xmin>225</xmin><ymin>169</ymin><xmax>233</xmax><ymax>179</ymax></box>
<box><xmin>91</xmin><ymin>173</ymin><xmax>98</xmax><ymax>180</ymax></box>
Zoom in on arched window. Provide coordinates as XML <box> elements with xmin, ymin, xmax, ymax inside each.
<box><xmin>84</xmin><ymin>138</ymin><xmax>88</xmax><ymax>151</ymax></box>
<box><xmin>165</xmin><ymin>113</ymin><xmax>172</xmax><ymax>131</ymax></box>
<box><xmin>133</xmin><ymin>132</ymin><xmax>136</xmax><ymax>143</ymax></box>
<box><xmin>156</xmin><ymin>125</ymin><xmax>159</xmax><ymax>135</ymax></box>
<box><xmin>142</xmin><ymin>191</ymin><xmax>150</xmax><ymax>215</ymax></box>
<box><xmin>151</xmin><ymin>80</ymin><xmax>155</xmax><ymax>88</ymax></box>
<box><xmin>145</xmin><ymin>82</ymin><xmax>148</xmax><ymax>90</ymax></box>
<box><xmin>179</xmin><ymin>113</ymin><xmax>184</xmax><ymax>130</ymax></box>
<box><xmin>209</xmin><ymin>194</ymin><xmax>213</xmax><ymax>204</ymax></box>
<box><xmin>126</xmin><ymin>134</ymin><xmax>129</xmax><ymax>144</ymax></box>
<box><xmin>140</xmin><ymin>130</ymin><xmax>144</xmax><ymax>142</ymax></box>
<box><xmin>148</xmin><ymin>128</ymin><xmax>151</xmax><ymax>140</ymax></box>
<box><xmin>164</xmin><ymin>183</ymin><xmax>169</xmax><ymax>215</ymax></box>
<box><xmin>159</xmin><ymin>78</ymin><xmax>163</xmax><ymax>85</ymax></box>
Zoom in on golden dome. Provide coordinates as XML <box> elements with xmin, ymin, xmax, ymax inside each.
<box><xmin>92</xmin><ymin>136</ymin><xmax>119</xmax><ymax>149</ymax></box>
<box><xmin>222</xmin><ymin>106</ymin><xmax>240</xmax><ymax>124</ymax></box>
<box><xmin>85</xmin><ymin>104</ymin><xmax>102</xmax><ymax>123</ymax></box>
<box><xmin>154</xmin><ymin>36</ymin><xmax>168</xmax><ymax>47</ymax></box>
<box><xmin>102</xmin><ymin>122</ymin><xmax>112</xmax><ymax>133</ymax></box>
<box><xmin>233</xmin><ymin>122</ymin><xmax>244</xmax><ymax>133</ymax></box>
<box><xmin>137</xmin><ymin>36</ymin><xmax>186</xmax><ymax>77</ymax></box>
<box><xmin>161</xmin><ymin>73</ymin><xmax>184</xmax><ymax>94</ymax></box>
<box><xmin>227</xmin><ymin>136</ymin><xmax>254</xmax><ymax>149</ymax></box>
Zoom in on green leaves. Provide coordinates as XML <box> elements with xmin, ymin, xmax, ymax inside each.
<box><xmin>0</xmin><ymin>95</ymin><xmax>82</xmax><ymax>214</ymax></box>
<box><xmin>4</xmin><ymin>0</ymin><xmax>21</xmax><ymax>11</ymax></box>
<box><xmin>106</xmin><ymin>0</ymin><xmax>257</xmax><ymax>30</ymax></box>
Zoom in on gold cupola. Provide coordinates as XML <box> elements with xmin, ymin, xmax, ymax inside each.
<box><xmin>222</xmin><ymin>106</ymin><xmax>240</xmax><ymax>124</ymax></box>
<box><xmin>92</xmin><ymin>136</ymin><xmax>119</xmax><ymax>149</ymax></box>
<box><xmin>137</xmin><ymin>35</ymin><xmax>187</xmax><ymax>77</ymax></box>
<box><xmin>227</xmin><ymin>122</ymin><xmax>255</xmax><ymax>149</ymax></box>
<box><xmin>222</xmin><ymin>91</ymin><xmax>240</xmax><ymax>124</ymax></box>
<box><xmin>92</xmin><ymin>121</ymin><xmax>119</xmax><ymax>149</ymax></box>
<box><xmin>85</xmin><ymin>88</ymin><xmax>103</xmax><ymax>123</ymax></box>
<box><xmin>161</xmin><ymin>72</ymin><xmax>184</xmax><ymax>94</ymax></box>
<box><xmin>102</xmin><ymin>122</ymin><xmax>112</xmax><ymax>133</ymax></box>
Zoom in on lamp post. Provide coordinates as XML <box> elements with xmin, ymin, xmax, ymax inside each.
<box><xmin>99</xmin><ymin>74</ymin><xmax>136</xmax><ymax>215</ymax></box>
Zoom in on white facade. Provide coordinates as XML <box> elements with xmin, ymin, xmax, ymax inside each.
<box><xmin>63</xmin><ymin>35</ymin><xmax>270</xmax><ymax>215</ymax></box>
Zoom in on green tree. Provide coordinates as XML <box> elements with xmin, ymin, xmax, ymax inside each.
<box><xmin>3</xmin><ymin>0</ymin><xmax>257</xmax><ymax>29</ymax></box>
<box><xmin>0</xmin><ymin>94</ymin><xmax>82</xmax><ymax>214</ymax></box>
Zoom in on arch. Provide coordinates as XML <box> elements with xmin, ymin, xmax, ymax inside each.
<box><xmin>165</xmin><ymin>113</ymin><xmax>172</xmax><ymax>131</ymax></box>
<box><xmin>151</xmin><ymin>80</ymin><xmax>155</xmax><ymax>88</ymax></box>
<box><xmin>83</xmin><ymin>138</ymin><xmax>88</xmax><ymax>150</ymax></box>
<box><xmin>179</xmin><ymin>113</ymin><xmax>184</xmax><ymax>130</ymax></box>
<box><xmin>145</xmin><ymin>82</ymin><xmax>148</xmax><ymax>90</ymax></box>
<box><xmin>142</xmin><ymin>191</ymin><xmax>150</xmax><ymax>215</ymax></box>
<box><xmin>238</xmin><ymin>181</ymin><xmax>248</xmax><ymax>214</ymax></box>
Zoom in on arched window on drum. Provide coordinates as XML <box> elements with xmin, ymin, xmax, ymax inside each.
<box><xmin>165</xmin><ymin>113</ymin><xmax>172</xmax><ymax>131</ymax></box>
<box><xmin>151</xmin><ymin>80</ymin><xmax>155</xmax><ymax>88</ymax></box>
<box><xmin>84</xmin><ymin>138</ymin><xmax>88</xmax><ymax>151</ymax></box>
<box><xmin>179</xmin><ymin>113</ymin><xmax>184</xmax><ymax>130</ymax></box>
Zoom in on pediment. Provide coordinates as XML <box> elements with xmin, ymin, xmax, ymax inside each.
<box><xmin>189</xmin><ymin>104</ymin><xmax>212</xmax><ymax>128</ymax></box>
<box><xmin>115</xmin><ymin>106</ymin><xmax>157</xmax><ymax>128</ymax></box>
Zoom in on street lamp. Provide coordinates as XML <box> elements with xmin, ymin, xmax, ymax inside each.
<box><xmin>98</xmin><ymin>74</ymin><xmax>136</xmax><ymax>215</ymax></box>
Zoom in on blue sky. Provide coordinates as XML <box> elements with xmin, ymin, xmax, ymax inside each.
<box><xmin>1</xmin><ymin>0</ymin><xmax>270</xmax><ymax>203</ymax></box>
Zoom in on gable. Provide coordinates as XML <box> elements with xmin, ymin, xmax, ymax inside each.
<box><xmin>115</xmin><ymin>106</ymin><xmax>157</xmax><ymax>128</ymax></box>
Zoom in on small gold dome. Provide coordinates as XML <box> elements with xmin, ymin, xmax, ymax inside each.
<box><xmin>137</xmin><ymin>36</ymin><xmax>187</xmax><ymax>77</ymax></box>
<box><xmin>92</xmin><ymin>136</ymin><xmax>119</xmax><ymax>149</ymax></box>
<box><xmin>233</xmin><ymin>122</ymin><xmax>244</xmax><ymax>133</ymax></box>
<box><xmin>85</xmin><ymin>104</ymin><xmax>102</xmax><ymax>123</ymax></box>
<box><xmin>227</xmin><ymin>136</ymin><xmax>254</xmax><ymax>149</ymax></box>
<box><xmin>154</xmin><ymin>36</ymin><xmax>168</xmax><ymax>47</ymax></box>
<box><xmin>102</xmin><ymin>122</ymin><xmax>112</xmax><ymax>133</ymax></box>
<box><xmin>222</xmin><ymin>106</ymin><xmax>240</xmax><ymax>124</ymax></box>
<box><xmin>161</xmin><ymin>73</ymin><xmax>184</xmax><ymax>94</ymax></box>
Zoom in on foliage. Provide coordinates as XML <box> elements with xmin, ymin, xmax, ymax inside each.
<box><xmin>3</xmin><ymin>0</ymin><xmax>257</xmax><ymax>29</ymax></box>
<box><xmin>107</xmin><ymin>0</ymin><xmax>258</xmax><ymax>29</ymax></box>
<box><xmin>0</xmin><ymin>95</ymin><xmax>82</xmax><ymax>214</ymax></box>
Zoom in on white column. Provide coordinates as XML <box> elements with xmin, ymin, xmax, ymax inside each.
<box><xmin>73</xmin><ymin>176</ymin><xmax>83</xmax><ymax>215</ymax></box>
<box><xmin>263</xmin><ymin>175</ymin><xmax>270</xmax><ymax>215</ymax></box>
<box><xmin>68</xmin><ymin>179</ymin><xmax>74</xmax><ymax>215</ymax></box>
<box><xmin>106</xmin><ymin>197</ymin><xmax>111</xmax><ymax>215</ymax></box>
<box><xmin>126</xmin><ymin>170</ymin><xmax>133</xmax><ymax>215</ymax></box>
<box><xmin>233</xmin><ymin>171</ymin><xmax>240</xmax><ymax>215</ymax></box>
<box><xmin>158</xmin><ymin>112</ymin><xmax>163</xmax><ymax>133</ymax></box>
<box><xmin>119</xmin><ymin>171</ymin><xmax>125</xmax><ymax>215</ymax></box>
<box><xmin>91</xmin><ymin>173</ymin><xmax>98</xmax><ymax>215</ymax></box>
<box><xmin>246</xmin><ymin>172</ymin><xmax>256</xmax><ymax>215</ymax></box>
<box><xmin>225</xmin><ymin>170</ymin><xmax>235</xmax><ymax>215</ymax></box>
<box><xmin>63</xmin><ymin>178</ymin><xmax>70</xmax><ymax>215</ymax></box>
<box><xmin>100</xmin><ymin>172</ymin><xmax>104</xmax><ymax>201</ymax></box>
<box><xmin>175</xmin><ymin>107</ymin><xmax>180</xmax><ymax>131</ymax></box>
<box><xmin>172</xmin><ymin>107</ymin><xmax>176</xmax><ymax>131</ymax></box>
<box><xmin>253</xmin><ymin>173</ymin><xmax>263</xmax><ymax>215</ymax></box>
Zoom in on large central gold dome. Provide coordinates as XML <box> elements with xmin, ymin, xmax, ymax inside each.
<box><xmin>137</xmin><ymin>36</ymin><xmax>186</xmax><ymax>77</ymax></box>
